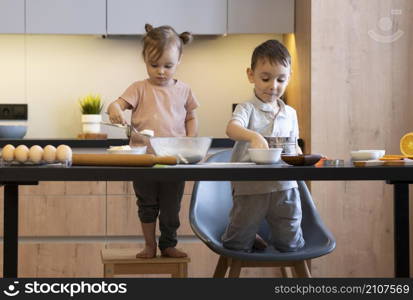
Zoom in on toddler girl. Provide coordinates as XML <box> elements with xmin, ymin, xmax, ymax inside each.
<box><xmin>107</xmin><ymin>24</ymin><xmax>199</xmax><ymax>258</ymax></box>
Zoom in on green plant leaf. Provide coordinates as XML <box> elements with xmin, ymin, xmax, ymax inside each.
<box><xmin>79</xmin><ymin>94</ymin><xmax>103</xmax><ymax>114</ymax></box>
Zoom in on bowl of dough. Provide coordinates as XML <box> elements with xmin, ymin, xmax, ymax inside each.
<box><xmin>107</xmin><ymin>145</ymin><xmax>147</xmax><ymax>154</ymax></box>
<box><xmin>150</xmin><ymin>137</ymin><xmax>212</xmax><ymax>164</ymax></box>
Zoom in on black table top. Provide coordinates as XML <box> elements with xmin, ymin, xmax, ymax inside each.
<box><xmin>0</xmin><ymin>138</ymin><xmax>235</xmax><ymax>148</ymax></box>
<box><xmin>1</xmin><ymin>163</ymin><xmax>413</xmax><ymax>183</ymax></box>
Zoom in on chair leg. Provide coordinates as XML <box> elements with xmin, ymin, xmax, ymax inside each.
<box><xmin>306</xmin><ymin>259</ymin><xmax>312</xmax><ymax>271</ymax></box>
<box><xmin>294</xmin><ymin>260</ymin><xmax>311</xmax><ymax>278</ymax></box>
<box><xmin>213</xmin><ymin>256</ymin><xmax>228</xmax><ymax>278</ymax></box>
<box><xmin>281</xmin><ymin>267</ymin><xmax>294</xmax><ymax>278</ymax></box>
<box><xmin>291</xmin><ymin>267</ymin><xmax>297</xmax><ymax>278</ymax></box>
<box><xmin>104</xmin><ymin>264</ymin><xmax>114</xmax><ymax>278</ymax></box>
<box><xmin>228</xmin><ymin>259</ymin><xmax>242</xmax><ymax>278</ymax></box>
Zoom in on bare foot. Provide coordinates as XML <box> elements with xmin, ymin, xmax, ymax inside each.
<box><xmin>161</xmin><ymin>247</ymin><xmax>187</xmax><ymax>258</ymax></box>
<box><xmin>253</xmin><ymin>234</ymin><xmax>268</xmax><ymax>250</ymax></box>
<box><xmin>136</xmin><ymin>244</ymin><xmax>157</xmax><ymax>258</ymax></box>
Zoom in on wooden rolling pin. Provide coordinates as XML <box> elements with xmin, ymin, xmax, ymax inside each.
<box><xmin>72</xmin><ymin>153</ymin><xmax>177</xmax><ymax>166</ymax></box>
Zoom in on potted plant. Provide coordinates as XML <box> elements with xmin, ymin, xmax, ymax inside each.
<box><xmin>79</xmin><ymin>94</ymin><xmax>103</xmax><ymax>133</ymax></box>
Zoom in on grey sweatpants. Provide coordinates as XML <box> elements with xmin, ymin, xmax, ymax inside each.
<box><xmin>133</xmin><ymin>180</ymin><xmax>185</xmax><ymax>251</ymax></box>
<box><xmin>222</xmin><ymin>188</ymin><xmax>305</xmax><ymax>252</ymax></box>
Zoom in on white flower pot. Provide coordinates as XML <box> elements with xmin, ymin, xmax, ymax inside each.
<box><xmin>81</xmin><ymin>114</ymin><xmax>102</xmax><ymax>133</ymax></box>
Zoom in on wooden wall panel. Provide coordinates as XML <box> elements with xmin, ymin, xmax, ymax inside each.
<box><xmin>284</xmin><ymin>0</ymin><xmax>312</xmax><ymax>154</ymax></box>
<box><xmin>310</xmin><ymin>0</ymin><xmax>413</xmax><ymax>277</ymax></box>
<box><xmin>106</xmin><ymin>195</ymin><xmax>140</xmax><ymax>235</ymax></box>
<box><xmin>20</xmin><ymin>181</ymin><xmax>106</xmax><ymax>196</ymax></box>
<box><xmin>20</xmin><ymin>243</ymin><xmax>103</xmax><ymax>277</ymax></box>
<box><xmin>19</xmin><ymin>195</ymin><xmax>106</xmax><ymax>236</ymax></box>
<box><xmin>177</xmin><ymin>195</ymin><xmax>194</xmax><ymax>235</ymax></box>
<box><xmin>106</xmin><ymin>181</ymin><xmax>135</xmax><ymax>195</ymax></box>
<box><xmin>0</xmin><ymin>243</ymin><xmax>102</xmax><ymax>277</ymax></box>
<box><xmin>20</xmin><ymin>182</ymin><xmax>66</xmax><ymax>195</ymax></box>
<box><xmin>105</xmin><ymin>181</ymin><xmax>193</xmax><ymax>195</ymax></box>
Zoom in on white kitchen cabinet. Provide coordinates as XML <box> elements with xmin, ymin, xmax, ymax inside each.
<box><xmin>26</xmin><ymin>0</ymin><xmax>106</xmax><ymax>34</ymax></box>
<box><xmin>0</xmin><ymin>0</ymin><xmax>25</xmax><ymax>33</ymax></box>
<box><xmin>107</xmin><ymin>0</ymin><xmax>227</xmax><ymax>35</ymax></box>
<box><xmin>228</xmin><ymin>0</ymin><xmax>294</xmax><ymax>34</ymax></box>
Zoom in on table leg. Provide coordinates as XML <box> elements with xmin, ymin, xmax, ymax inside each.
<box><xmin>3</xmin><ymin>184</ymin><xmax>19</xmax><ymax>278</ymax></box>
<box><xmin>393</xmin><ymin>183</ymin><xmax>410</xmax><ymax>277</ymax></box>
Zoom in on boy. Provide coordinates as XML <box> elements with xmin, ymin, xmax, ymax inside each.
<box><xmin>222</xmin><ymin>40</ymin><xmax>305</xmax><ymax>252</ymax></box>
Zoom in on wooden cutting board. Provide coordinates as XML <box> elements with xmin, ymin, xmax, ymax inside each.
<box><xmin>353</xmin><ymin>160</ymin><xmax>384</xmax><ymax>167</ymax></box>
<box><xmin>380</xmin><ymin>155</ymin><xmax>413</xmax><ymax>160</ymax></box>
<box><xmin>72</xmin><ymin>153</ymin><xmax>177</xmax><ymax>166</ymax></box>
<box><xmin>77</xmin><ymin>133</ymin><xmax>108</xmax><ymax>139</ymax></box>
<box><xmin>383</xmin><ymin>160</ymin><xmax>413</xmax><ymax>166</ymax></box>
<box><xmin>354</xmin><ymin>159</ymin><xmax>413</xmax><ymax>166</ymax></box>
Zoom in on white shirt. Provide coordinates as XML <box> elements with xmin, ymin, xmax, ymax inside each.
<box><xmin>231</xmin><ymin>96</ymin><xmax>299</xmax><ymax>195</ymax></box>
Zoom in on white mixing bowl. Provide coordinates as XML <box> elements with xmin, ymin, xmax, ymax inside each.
<box><xmin>248</xmin><ymin>148</ymin><xmax>283</xmax><ymax>164</ymax></box>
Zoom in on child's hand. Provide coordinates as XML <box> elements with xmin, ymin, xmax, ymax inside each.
<box><xmin>250</xmin><ymin>133</ymin><xmax>269</xmax><ymax>149</ymax></box>
<box><xmin>107</xmin><ymin>101</ymin><xmax>127</xmax><ymax>125</ymax></box>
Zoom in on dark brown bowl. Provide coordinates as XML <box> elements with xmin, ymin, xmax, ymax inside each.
<box><xmin>281</xmin><ymin>154</ymin><xmax>322</xmax><ymax>166</ymax></box>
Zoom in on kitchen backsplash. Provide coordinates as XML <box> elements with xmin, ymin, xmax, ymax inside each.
<box><xmin>0</xmin><ymin>33</ymin><xmax>279</xmax><ymax>138</ymax></box>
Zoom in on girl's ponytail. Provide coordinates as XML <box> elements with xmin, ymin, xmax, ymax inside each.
<box><xmin>144</xmin><ymin>23</ymin><xmax>154</xmax><ymax>33</ymax></box>
<box><xmin>179</xmin><ymin>31</ymin><xmax>193</xmax><ymax>45</ymax></box>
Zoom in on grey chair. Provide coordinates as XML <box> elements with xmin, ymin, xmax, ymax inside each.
<box><xmin>189</xmin><ymin>150</ymin><xmax>336</xmax><ymax>277</ymax></box>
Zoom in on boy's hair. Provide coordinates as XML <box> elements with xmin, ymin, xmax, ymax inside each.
<box><xmin>142</xmin><ymin>24</ymin><xmax>193</xmax><ymax>62</ymax></box>
<box><xmin>251</xmin><ymin>40</ymin><xmax>291</xmax><ymax>70</ymax></box>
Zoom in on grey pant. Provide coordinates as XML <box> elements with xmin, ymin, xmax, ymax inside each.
<box><xmin>222</xmin><ymin>188</ymin><xmax>305</xmax><ymax>252</ymax></box>
<box><xmin>133</xmin><ymin>180</ymin><xmax>185</xmax><ymax>250</ymax></box>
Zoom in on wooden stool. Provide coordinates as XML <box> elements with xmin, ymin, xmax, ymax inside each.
<box><xmin>101</xmin><ymin>249</ymin><xmax>190</xmax><ymax>278</ymax></box>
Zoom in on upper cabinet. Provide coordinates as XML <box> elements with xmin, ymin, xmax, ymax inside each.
<box><xmin>0</xmin><ymin>0</ymin><xmax>294</xmax><ymax>35</ymax></box>
<box><xmin>228</xmin><ymin>0</ymin><xmax>294</xmax><ymax>34</ymax></box>
<box><xmin>0</xmin><ymin>0</ymin><xmax>25</xmax><ymax>33</ymax></box>
<box><xmin>26</xmin><ymin>0</ymin><xmax>106</xmax><ymax>34</ymax></box>
<box><xmin>107</xmin><ymin>0</ymin><xmax>227</xmax><ymax>35</ymax></box>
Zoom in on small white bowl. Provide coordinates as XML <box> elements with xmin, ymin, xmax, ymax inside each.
<box><xmin>107</xmin><ymin>146</ymin><xmax>147</xmax><ymax>155</ymax></box>
<box><xmin>248</xmin><ymin>148</ymin><xmax>283</xmax><ymax>164</ymax></box>
<box><xmin>350</xmin><ymin>150</ymin><xmax>385</xmax><ymax>161</ymax></box>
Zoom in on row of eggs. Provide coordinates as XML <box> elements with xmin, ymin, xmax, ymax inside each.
<box><xmin>1</xmin><ymin>144</ymin><xmax>72</xmax><ymax>164</ymax></box>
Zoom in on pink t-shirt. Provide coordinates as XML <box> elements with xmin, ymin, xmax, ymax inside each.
<box><xmin>119</xmin><ymin>79</ymin><xmax>199</xmax><ymax>149</ymax></box>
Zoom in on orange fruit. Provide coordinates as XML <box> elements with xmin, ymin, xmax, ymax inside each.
<box><xmin>400</xmin><ymin>132</ymin><xmax>413</xmax><ymax>156</ymax></box>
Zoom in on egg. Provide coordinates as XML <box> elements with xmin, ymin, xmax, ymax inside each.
<box><xmin>43</xmin><ymin>145</ymin><xmax>57</xmax><ymax>163</ymax></box>
<box><xmin>1</xmin><ymin>144</ymin><xmax>15</xmax><ymax>162</ymax></box>
<box><xmin>14</xmin><ymin>145</ymin><xmax>29</xmax><ymax>163</ymax></box>
<box><xmin>29</xmin><ymin>145</ymin><xmax>44</xmax><ymax>164</ymax></box>
<box><xmin>56</xmin><ymin>144</ymin><xmax>72</xmax><ymax>163</ymax></box>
